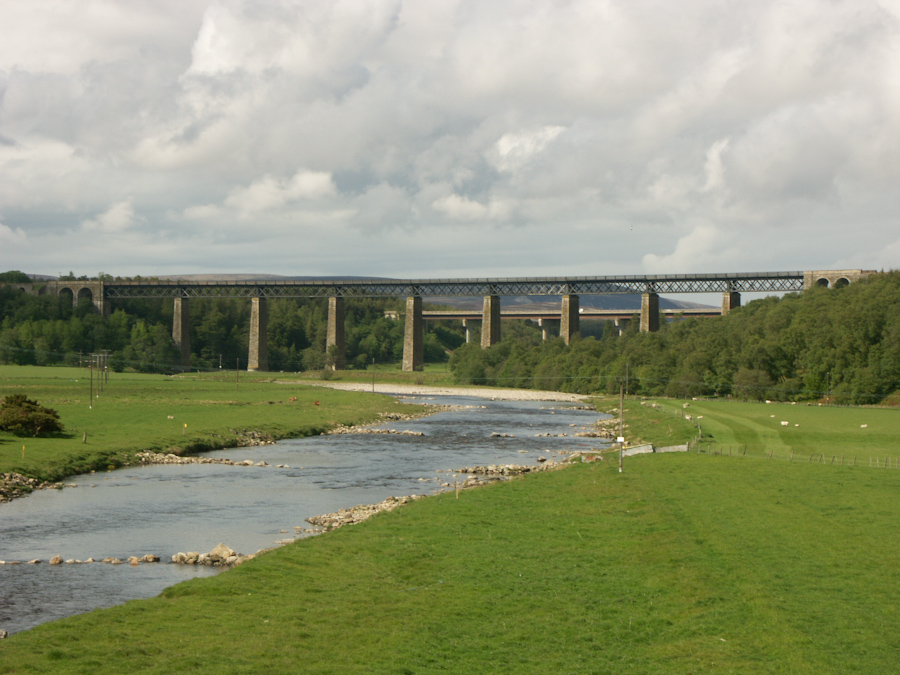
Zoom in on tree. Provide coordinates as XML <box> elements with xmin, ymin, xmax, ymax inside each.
<box><xmin>0</xmin><ymin>394</ymin><xmax>63</xmax><ymax>436</ymax></box>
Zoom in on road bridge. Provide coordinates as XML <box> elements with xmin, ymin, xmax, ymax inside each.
<box><xmin>13</xmin><ymin>269</ymin><xmax>874</xmax><ymax>372</ymax></box>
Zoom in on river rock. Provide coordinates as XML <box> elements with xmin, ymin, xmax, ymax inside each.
<box><xmin>27</xmin><ymin>559</ymin><xmax>41</xmax><ymax>564</ymax></box>
<box><xmin>306</xmin><ymin>495</ymin><xmax>422</xmax><ymax>531</ymax></box>
<box><xmin>0</xmin><ymin>630</ymin><xmax>7</xmax><ymax>639</ymax></box>
<box><xmin>141</xmin><ymin>554</ymin><xmax>160</xmax><ymax>563</ymax></box>
<box><xmin>209</xmin><ymin>543</ymin><xmax>235</xmax><ymax>559</ymax></box>
<box><xmin>49</xmin><ymin>555</ymin><xmax>63</xmax><ymax>565</ymax></box>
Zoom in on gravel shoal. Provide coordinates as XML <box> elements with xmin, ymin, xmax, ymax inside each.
<box><xmin>301</xmin><ymin>382</ymin><xmax>589</xmax><ymax>402</ymax></box>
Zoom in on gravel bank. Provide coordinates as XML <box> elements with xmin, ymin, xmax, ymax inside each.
<box><xmin>302</xmin><ymin>382</ymin><xmax>589</xmax><ymax>402</ymax></box>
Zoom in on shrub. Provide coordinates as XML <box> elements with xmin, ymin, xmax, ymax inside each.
<box><xmin>0</xmin><ymin>394</ymin><xmax>63</xmax><ymax>436</ymax></box>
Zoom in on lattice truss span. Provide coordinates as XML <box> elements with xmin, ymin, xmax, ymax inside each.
<box><xmin>102</xmin><ymin>272</ymin><xmax>807</xmax><ymax>300</ymax></box>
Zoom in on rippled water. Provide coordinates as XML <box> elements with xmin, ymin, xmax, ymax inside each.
<box><xmin>0</xmin><ymin>394</ymin><xmax>608</xmax><ymax>635</ymax></box>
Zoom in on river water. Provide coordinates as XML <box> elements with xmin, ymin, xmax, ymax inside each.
<box><xmin>0</xmin><ymin>394</ymin><xmax>607</xmax><ymax>635</ymax></box>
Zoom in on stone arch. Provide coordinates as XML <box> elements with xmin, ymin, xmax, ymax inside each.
<box><xmin>816</xmin><ymin>278</ymin><xmax>830</xmax><ymax>288</ymax></box>
<box><xmin>834</xmin><ymin>277</ymin><xmax>850</xmax><ymax>288</ymax></box>
<box><xmin>77</xmin><ymin>287</ymin><xmax>94</xmax><ymax>306</ymax></box>
<box><xmin>58</xmin><ymin>287</ymin><xmax>75</xmax><ymax>306</ymax></box>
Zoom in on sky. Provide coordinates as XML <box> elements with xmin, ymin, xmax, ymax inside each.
<box><xmin>1</xmin><ymin>0</ymin><xmax>900</xmax><ymax>283</ymax></box>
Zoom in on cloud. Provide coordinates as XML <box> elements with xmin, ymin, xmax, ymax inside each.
<box><xmin>431</xmin><ymin>194</ymin><xmax>512</xmax><ymax>222</ymax></box>
<box><xmin>643</xmin><ymin>222</ymin><xmax>745</xmax><ymax>273</ymax></box>
<box><xmin>489</xmin><ymin>126</ymin><xmax>567</xmax><ymax>173</ymax></box>
<box><xmin>81</xmin><ymin>200</ymin><xmax>139</xmax><ymax>233</ymax></box>
<box><xmin>221</xmin><ymin>170</ymin><xmax>336</xmax><ymax>217</ymax></box>
<box><xmin>0</xmin><ymin>220</ymin><xmax>27</xmax><ymax>248</ymax></box>
<box><xmin>1</xmin><ymin>0</ymin><xmax>900</xmax><ymax>280</ymax></box>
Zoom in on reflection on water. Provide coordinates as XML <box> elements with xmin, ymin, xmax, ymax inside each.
<box><xmin>0</xmin><ymin>394</ymin><xmax>607</xmax><ymax>634</ymax></box>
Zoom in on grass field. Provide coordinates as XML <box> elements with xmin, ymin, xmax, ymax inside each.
<box><xmin>0</xmin><ymin>365</ymin><xmax>421</xmax><ymax>482</ymax></box>
<box><xmin>2</xmin><ymin>451</ymin><xmax>898</xmax><ymax>673</ymax></box>
<box><xmin>649</xmin><ymin>397</ymin><xmax>900</xmax><ymax>465</ymax></box>
<box><xmin>3</xmin><ymin>371</ymin><xmax>900</xmax><ymax>673</ymax></box>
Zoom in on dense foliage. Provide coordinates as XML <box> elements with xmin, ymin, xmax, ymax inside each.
<box><xmin>449</xmin><ymin>271</ymin><xmax>900</xmax><ymax>404</ymax></box>
<box><xmin>0</xmin><ymin>279</ymin><xmax>463</xmax><ymax>373</ymax></box>
<box><xmin>0</xmin><ymin>394</ymin><xmax>63</xmax><ymax>436</ymax></box>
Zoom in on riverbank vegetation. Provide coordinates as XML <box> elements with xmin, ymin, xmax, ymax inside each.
<box><xmin>3</xmin><ymin>445</ymin><xmax>898</xmax><ymax>673</ymax></box>
<box><xmin>6</xmin><ymin>271</ymin><xmax>900</xmax><ymax>407</ymax></box>
<box><xmin>0</xmin><ymin>365</ymin><xmax>421</xmax><ymax>485</ymax></box>
<box><xmin>450</xmin><ymin>271</ymin><xmax>900</xmax><ymax>405</ymax></box>
<box><xmin>0</xmin><ymin>276</ymin><xmax>463</xmax><ymax>373</ymax></box>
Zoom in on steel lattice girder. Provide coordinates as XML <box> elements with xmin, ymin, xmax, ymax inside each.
<box><xmin>102</xmin><ymin>272</ymin><xmax>806</xmax><ymax>300</ymax></box>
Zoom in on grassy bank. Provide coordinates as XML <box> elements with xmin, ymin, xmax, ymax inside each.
<box><xmin>0</xmin><ymin>365</ymin><xmax>421</xmax><ymax>483</ymax></box>
<box><xmin>3</xmin><ymin>449</ymin><xmax>899</xmax><ymax>673</ymax></box>
<box><xmin>650</xmin><ymin>397</ymin><xmax>900</xmax><ymax>464</ymax></box>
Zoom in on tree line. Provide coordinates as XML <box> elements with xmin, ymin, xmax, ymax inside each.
<box><xmin>448</xmin><ymin>271</ymin><xmax>900</xmax><ymax>405</ymax></box>
<box><xmin>4</xmin><ymin>270</ymin><xmax>899</xmax><ymax>404</ymax></box>
<box><xmin>0</xmin><ymin>272</ymin><xmax>463</xmax><ymax>373</ymax></box>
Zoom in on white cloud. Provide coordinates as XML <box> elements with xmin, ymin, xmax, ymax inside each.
<box><xmin>1</xmin><ymin>0</ymin><xmax>900</xmax><ymax>279</ymax></box>
<box><xmin>431</xmin><ymin>194</ymin><xmax>512</xmax><ymax>222</ymax></box>
<box><xmin>702</xmin><ymin>138</ymin><xmax>730</xmax><ymax>192</ymax></box>
<box><xmin>0</xmin><ymin>221</ymin><xmax>27</xmax><ymax>249</ymax></box>
<box><xmin>643</xmin><ymin>222</ymin><xmax>745</xmax><ymax>273</ymax></box>
<box><xmin>222</xmin><ymin>170</ymin><xmax>336</xmax><ymax>217</ymax></box>
<box><xmin>489</xmin><ymin>126</ymin><xmax>567</xmax><ymax>173</ymax></box>
<box><xmin>81</xmin><ymin>200</ymin><xmax>139</xmax><ymax>233</ymax></box>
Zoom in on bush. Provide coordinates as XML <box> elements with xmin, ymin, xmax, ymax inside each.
<box><xmin>0</xmin><ymin>394</ymin><xmax>63</xmax><ymax>436</ymax></box>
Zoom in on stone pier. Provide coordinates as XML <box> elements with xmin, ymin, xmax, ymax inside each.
<box><xmin>462</xmin><ymin>318</ymin><xmax>479</xmax><ymax>344</ymax></box>
<box><xmin>721</xmin><ymin>291</ymin><xmax>741</xmax><ymax>315</ymax></box>
<box><xmin>614</xmin><ymin>317</ymin><xmax>631</xmax><ymax>336</ymax></box>
<box><xmin>248</xmin><ymin>297</ymin><xmax>268</xmax><ymax>372</ymax></box>
<box><xmin>172</xmin><ymin>297</ymin><xmax>191</xmax><ymax>369</ymax></box>
<box><xmin>640</xmin><ymin>293</ymin><xmax>660</xmax><ymax>333</ymax></box>
<box><xmin>402</xmin><ymin>296</ymin><xmax>424</xmax><ymax>372</ymax></box>
<box><xmin>326</xmin><ymin>297</ymin><xmax>346</xmax><ymax>370</ymax></box>
<box><xmin>560</xmin><ymin>294</ymin><xmax>580</xmax><ymax>344</ymax></box>
<box><xmin>481</xmin><ymin>295</ymin><xmax>501</xmax><ymax>348</ymax></box>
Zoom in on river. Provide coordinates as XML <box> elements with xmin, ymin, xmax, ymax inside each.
<box><xmin>0</xmin><ymin>393</ymin><xmax>608</xmax><ymax>635</ymax></box>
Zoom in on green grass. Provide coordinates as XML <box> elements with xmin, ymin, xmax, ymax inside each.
<box><xmin>4</xmin><ymin>373</ymin><xmax>900</xmax><ymax>673</ymax></box>
<box><xmin>3</xmin><ymin>453</ymin><xmax>899</xmax><ymax>673</ymax></box>
<box><xmin>650</xmin><ymin>398</ymin><xmax>900</xmax><ymax>464</ymax></box>
<box><xmin>0</xmin><ymin>365</ymin><xmax>423</xmax><ymax>482</ymax></box>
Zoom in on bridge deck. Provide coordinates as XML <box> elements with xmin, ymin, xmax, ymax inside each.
<box><xmin>99</xmin><ymin>272</ymin><xmax>808</xmax><ymax>299</ymax></box>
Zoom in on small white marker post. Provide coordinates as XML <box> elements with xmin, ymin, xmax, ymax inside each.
<box><xmin>617</xmin><ymin>436</ymin><xmax>625</xmax><ymax>472</ymax></box>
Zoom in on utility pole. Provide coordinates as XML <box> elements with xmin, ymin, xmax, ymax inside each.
<box><xmin>372</xmin><ymin>357</ymin><xmax>376</xmax><ymax>394</ymax></box>
<box><xmin>618</xmin><ymin>378</ymin><xmax>625</xmax><ymax>473</ymax></box>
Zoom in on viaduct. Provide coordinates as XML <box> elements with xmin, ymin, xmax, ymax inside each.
<box><xmin>11</xmin><ymin>269</ymin><xmax>873</xmax><ymax>372</ymax></box>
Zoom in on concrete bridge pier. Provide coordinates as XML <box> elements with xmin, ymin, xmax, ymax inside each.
<box><xmin>172</xmin><ymin>297</ymin><xmax>191</xmax><ymax>369</ymax></box>
<box><xmin>614</xmin><ymin>318</ymin><xmax>630</xmax><ymax>336</ymax></box>
<box><xmin>640</xmin><ymin>293</ymin><xmax>660</xmax><ymax>333</ymax></box>
<box><xmin>402</xmin><ymin>296</ymin><xmax>424</xmax><ymax>372</ymax></box>
<box><xmin>326</xmin><ymin>297</ymin><xmax>346</xmax><ymax>370</ymax></box>
<box><xmin>481</xmin><ymin>295</ymin><xmax>501</xmax><ymax>348</ymax></box>
<box><xmin>722</xmin><ymin>291</ymin><xmax>741</xmax><ymax>315</ymax></box>
<box><xmin>248</xmin><ymin>297</ymin><xmax>268</xmax><ymax>371</ymax></box>
<box><xmin>462</xmin><ymin>318</ymin><xmax>479</xmax><ymax>344</ymax></box>
<box><xmin>561</xmin><ymin>294</ymin><xmax>580</xmax><ymax>344</ymax></box>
